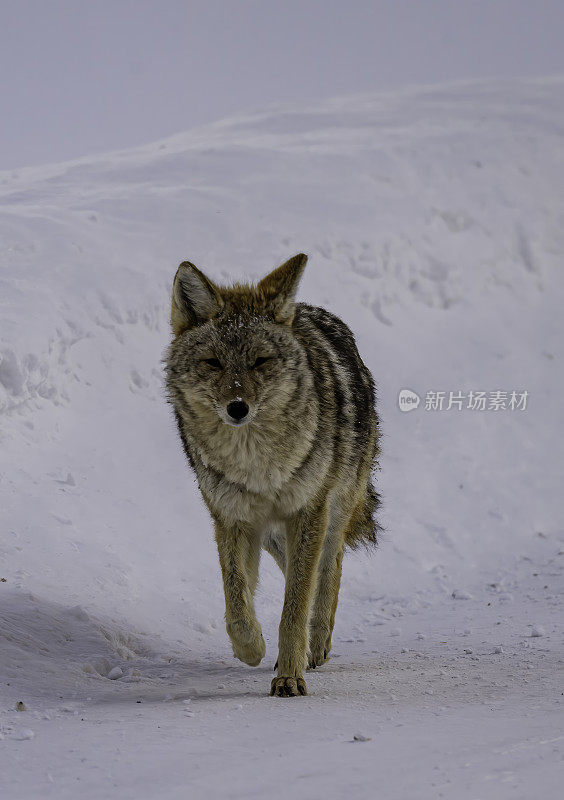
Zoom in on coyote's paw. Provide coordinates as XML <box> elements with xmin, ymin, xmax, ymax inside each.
<box><xmin>270</xmin><ymin>675</ymin><xmax>308</xmax><ymax>697</ymax></box>
<box><xmin>308</xmin><ymin>626</ymin><xmax>331</xmax><ymax>669</ymax></box>
<box><xmin>227</xmin><ymin>619</ymin><xmax>265</xmax><ymax>667</ymax></box>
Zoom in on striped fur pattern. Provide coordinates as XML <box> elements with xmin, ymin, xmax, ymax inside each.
<box><xmin>165</xmin><ymin>254</ymin><xmax>381</xmax><ymax>696</ymax></box>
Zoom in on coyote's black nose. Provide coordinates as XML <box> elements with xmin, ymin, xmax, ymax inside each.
<box><xmin>227</xmin><ymin>400</ymin><xmax>249</xmax><ymax>421</ymax></box>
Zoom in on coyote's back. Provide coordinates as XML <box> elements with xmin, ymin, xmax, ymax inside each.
<box><xmin>290</xmin><ymin>302</ymin><xmax>380</xmax><ymax>548</ymax></box>
<box><xmin>165</xmin><ymin>253</ymin><xmax>381</xmax><ymax>697</ymax></box>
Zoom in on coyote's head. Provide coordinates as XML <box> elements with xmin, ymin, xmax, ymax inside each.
<box><xmin>166</xmin><ymin>254</ymin><xmax>308</xmax><ymax>428</ymax></box>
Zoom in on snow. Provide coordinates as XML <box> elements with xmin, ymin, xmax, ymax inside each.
<box><xmin>1</xmin><ymin>77</ymin><xmax>563</xmax><ymax>798</ymax></box>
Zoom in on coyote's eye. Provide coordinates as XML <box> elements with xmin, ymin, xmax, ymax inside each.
<box><xmin>202</xmin><ymin>357</ymin><xmax>222</xmax><ymax>369</ymax></box>
<box><xmin>252</xmin><ymin>356</ymin><xmax>272</xmax><ymax>369</ymax></box>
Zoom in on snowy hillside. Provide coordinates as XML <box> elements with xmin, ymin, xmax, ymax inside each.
<box><xmin>1</xmin><ymin>78</ymin><xmax>563</xmax><ymax>798</ymax></box>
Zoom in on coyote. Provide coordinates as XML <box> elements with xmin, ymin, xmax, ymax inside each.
<box><xmin>165</xmin><ymin>254</ymin><xmax>380</xmax><ymax>696</ymax></box>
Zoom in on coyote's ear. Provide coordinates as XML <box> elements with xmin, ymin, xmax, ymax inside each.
<box><xmin>257</xmin><ymin>253</ymin><xmax>308</xmax><ymax>324</ymax></box>
<box><xmin>171</xmin><ymin>261</ymin><xmax>223</xmax><ymax>335</ymax></box>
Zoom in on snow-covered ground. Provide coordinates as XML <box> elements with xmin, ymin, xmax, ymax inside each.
<box><xmin>1</xmin><ymin>77</ymin><xmax>563</xmax><ymax>799</ymax></box>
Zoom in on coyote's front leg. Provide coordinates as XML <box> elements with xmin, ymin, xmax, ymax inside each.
<box><xmin>214</xmin><ymin>521</ymin><xmax>265</xmax><ymax>667</ymax></box>
<box><xmin>271</xmin><ymin>502</ymin><xmax>328</xmax><ymax>697</ymax></box>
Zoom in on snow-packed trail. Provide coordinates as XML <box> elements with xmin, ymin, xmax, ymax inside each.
<box><xmin>1</xmin><ymin>78</ymin><xmax>563</xmax><ymax>798</ymax></box>
<box><xmin>1</xmin><ymin>539</ymin><xmax>562</xmax><ymax>799</ymax></box>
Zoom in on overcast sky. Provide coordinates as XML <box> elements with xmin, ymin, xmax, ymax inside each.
<box><xmin>2</xmin><ymin>0</ymin><xmax>564</xmax><ymax>169</ymax></box>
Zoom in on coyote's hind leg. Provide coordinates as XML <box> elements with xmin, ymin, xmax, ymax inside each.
<box><xmin>308</xmin><ymin>521</ymin><xmax>345</xmax><ymax>668</ymax></box>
